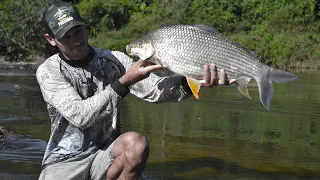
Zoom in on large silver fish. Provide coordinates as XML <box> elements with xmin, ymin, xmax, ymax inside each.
<box><xmin>126</xmin><ymin>24</ymin><xmax>299</xmax><ymax>110</ymax></box>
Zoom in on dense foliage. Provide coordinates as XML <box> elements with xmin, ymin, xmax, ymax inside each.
<box><xmin>0</xmin><ymin>0</ymin><xmax>56</xmax><ymax>61</ymax></box>
<box><xmin>0</xmin><ymin>0</ymin><xmax>319</xmax><ymax>68</ymax></box>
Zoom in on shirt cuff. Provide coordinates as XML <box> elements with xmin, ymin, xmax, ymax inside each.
<box><xmin>111</xmin><ymin>80</ymin><xmax>130</xmax><ymax>98</ymax></box>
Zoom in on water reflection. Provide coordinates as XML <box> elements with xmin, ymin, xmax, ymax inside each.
<box><xmin>120</xmin><ymin>71</ymin><xmax>320</xmax><ymax>179</ymax></box>
<box><xmin>0</xmin><ymin>70</ymin><xmax>319</xmax><ymax>179</ymax></box>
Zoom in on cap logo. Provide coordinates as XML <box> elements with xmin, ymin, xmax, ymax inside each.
<box><xmin>54</xmin><ymin>8</ymin><xmax>73</xmax><ymax>26</ymax></box>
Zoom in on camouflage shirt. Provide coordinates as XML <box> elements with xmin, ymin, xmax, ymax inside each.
<box><xmin>36</xmin><ymin>47</ymin><xmax>191</xmax><ymax>168</ymax></box>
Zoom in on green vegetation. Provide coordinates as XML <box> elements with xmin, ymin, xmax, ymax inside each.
<box><xmin>0</xmin><ymin>0</ymin><xmax>56</xmax><ymax>61</ymax></box>
<box><xmin>0</xmin><ymin>0</ymin><xmax>319</xmax><ymax>68</ymax></box>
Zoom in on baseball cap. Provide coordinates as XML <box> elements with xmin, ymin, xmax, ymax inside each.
<box><xmin>43</xmin><ymin>1</ymin><xmax>87</xmax><ymax>39</ymax></box>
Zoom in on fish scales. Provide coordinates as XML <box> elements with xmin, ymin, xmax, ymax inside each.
<box><xmin>151</xmin><ymin>25</ymin><xmax>265</xmax><ymax>79</ymax></box>
<box><xmin>206</xmin><ymin>30</ymin><xmax>267</xmax><ymax>84</ymax></box>
<box><xmin>207</xmin><ymin>27</ymin><xmax>262</xmax><ymax>77</ymax></box>
<box><xmin>127</xmin><ymin>24</ymin><xmax>299</xmax><ymax>110</ymax></box>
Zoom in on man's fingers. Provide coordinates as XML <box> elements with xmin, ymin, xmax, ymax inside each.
<box><xmin>133</xmin><ymin>59</ymin><xmax>144</xmax><ymax>68</ymax></box>
<box><xmin>202</xmin><ymin>65</ymin><xmax>210</xmax><ymax>86</ymax></box>
<box><xmin>229</xmin><ymin>79</ymin><xmax>237</xmax><ymax>85</ymax></box>
<box><xmin>135</xmin><ymin>59</ymin><xmax>153</xmax><ymax>67</ymax></box>
<box><xmin>218</xmin><ymin>69</ymin><xmax>228</xmax><ymax>85</ymax></box>
<box><xmin>143</xmin><ymin>60</ymin><xmax>156</xmax><ymax>66</ymax></box>
<box><xmin>211</xmin><ymin>64</ymin><xmax>218</xmax><ymax>86</ymax></box>
<box><xmin>143</xmin><ymin>64</ymin><xmax>163</xmax><ymax>73</ymax></box>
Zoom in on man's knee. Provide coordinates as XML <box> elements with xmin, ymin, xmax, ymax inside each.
<box><xmin>106</xmin><ymin>132</ymin><xmax>149</xmax><ymax>179</ymax></box>
<box><xmin>123</xmin><ymin>132</ymin><xmax>149</xmax><ymax>162</ymax></box>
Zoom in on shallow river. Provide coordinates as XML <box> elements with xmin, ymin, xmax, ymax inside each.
<box><xmin>0</xmin><ymin>68</ymin><xmax>319</xmax><ymax>180</ymax></box>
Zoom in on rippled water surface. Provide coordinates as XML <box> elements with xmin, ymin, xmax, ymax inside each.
<box><xmin>0</xmin><ymin>69</ymin><xmax>319</xmax><ymax>180</ymax></box>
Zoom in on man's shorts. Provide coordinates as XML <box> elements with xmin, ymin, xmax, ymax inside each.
<box><xmin>38</xmin><ymin>138</ymin><xmax>119</xmax><ymax>180</ymax></box>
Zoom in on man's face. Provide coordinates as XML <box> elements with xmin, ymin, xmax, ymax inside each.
<box><xmin>55</xmin><ymin>25</ymin><xmax>89</xmax><ymax>60</ymax></box>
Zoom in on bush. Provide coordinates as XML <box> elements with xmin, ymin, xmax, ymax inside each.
<box><xmin>0</xmin><ymin>0</ymin><xmax>59</xmax><ymax>61</ymax></box>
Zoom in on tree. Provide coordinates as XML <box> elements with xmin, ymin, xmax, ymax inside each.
<box><xmin>0</xmin><ymin>0</ymin><xmax>56</xmax><ymax>61</ymax></box>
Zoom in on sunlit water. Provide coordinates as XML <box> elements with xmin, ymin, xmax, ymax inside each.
<box><xmin>0</xmin><ymin>69</ymin><xmax>319</xmax><ymax>180</ymax></box>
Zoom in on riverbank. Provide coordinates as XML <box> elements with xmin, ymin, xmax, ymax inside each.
<box><xmin>0</xmin><ymin>60</ymin><xmax>35</xmax><ymax>70</ymax></box>
<box><xmin>0</xmin><ymin>55</ymin><xmax>44</xmax><ymax>71</ymax></box>
<box><xmin>0</xmin><ymin>58</ymin><xmax>42</xmax><ymax>76</ymax></box>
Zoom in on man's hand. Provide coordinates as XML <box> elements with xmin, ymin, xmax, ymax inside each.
<box><xmin>199</xmin><ymin>64</ymin><xmax>236</xmax><ymax>87</ymax></box>
<box><xmin>119</xmin><ymin>59</ymin><xmax>163</xmax><ymax>86</ymax></box>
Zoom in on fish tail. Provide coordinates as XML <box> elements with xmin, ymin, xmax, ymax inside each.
<box><xmin>256</xmin><ymin>68</ymin><xmax>299</xmax><ymax>110</ymax></box>
<box><xmin>269</xmin><ymin>68</ymin><xmax>299</xmax><ymax>83</ymax></box>
<box><xmin>255</xmin><ymin>74</ymin><xmax>273</xmax><ymax>111</ymax></box>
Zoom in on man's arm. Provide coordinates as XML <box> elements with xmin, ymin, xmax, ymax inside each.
<box><xmin>110</xmin><ymin>51</ymin><xmax>235</xmax><ymax>103</ymax></box>
<box><xmin>106</xmin><ymin>51</ymin><xmax>191</xmax><ymax>102</ymax></box>
<box><xmin>120</xmin><ymin>59</ymin><xmax>192</xmax><ymax>102</ymax></box>
<box><xmin>36</xmin><ymin>62</ymin><xmax>123</xmax><ymax>130</ymax></box>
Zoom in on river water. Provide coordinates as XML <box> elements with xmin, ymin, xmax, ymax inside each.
<box><xmin>0</xmin><ymin>69</ymin><xmax>319</xmax><ymax>180</ymax></box>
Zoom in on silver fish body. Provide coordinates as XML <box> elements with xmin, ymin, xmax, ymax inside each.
<box><xmin>126</xmin><ymin>24</ymin><xmax>299</xmax><ymax>110</ymax></box>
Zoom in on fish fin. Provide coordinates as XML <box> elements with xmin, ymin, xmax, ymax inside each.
<box><xmin>192</xmin><ymin>24</ymin><xmax>219</xmax><ymax>33</ymax></box>
<box><xmin>269</xmin><ymin>68</ymin><xmax>299</xmax><ymax>83</ymax></box>
<box><xmin>163</xmin><ymin>67</ymin><xmax>171</xmax><ymax>73</ymax></box>
<box><xmin>154</xmin><ymin>58</ymin><xmax>169</xmax><ymax>72</ymax></box>
<box><xmin>235</xmin><ymin>76</ymin><xmax>252</xmax><ymax>99</ymax></box>
<box><xmin>152</xmin><ymin>68</ymin><xmax>176</xmax><ymax>77</ymax></box>
<box><xmin>255</xmin><ymin>75</ymin><xmax>273</xmax><ymax>111</ymax></box>
<box><xmin>148</xmin><ymin>57</ymin><xmax>170</xmax><ymax>74</ymax></box>
<box><xmin>186</xmin><ymin>76</ymin><xmax>201</xmax><ymax>99</ymax></box>
<box><xmin>253</xmin><ymin>68</ymin><xmax>298</xmax><ymax>111</ymax></box>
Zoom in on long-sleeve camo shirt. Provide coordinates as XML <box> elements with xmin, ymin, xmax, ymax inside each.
<box><xmin>36</xmin><ymin>47</ymin><xmax>191</xmax><ymax>168</ymax></box>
